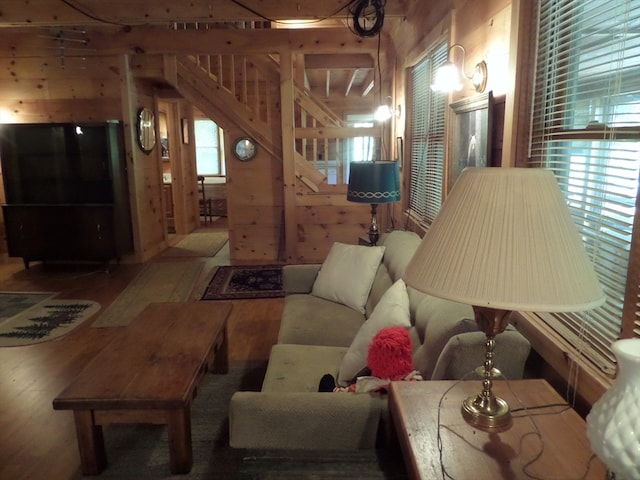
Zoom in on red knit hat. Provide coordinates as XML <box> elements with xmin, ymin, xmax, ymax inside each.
<box><xmin>367</xmin><ymin>326</ymin><xmax>413</xmax><ymax>380</ymax></box>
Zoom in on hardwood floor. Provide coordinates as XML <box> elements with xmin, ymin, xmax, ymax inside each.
<box><xmin>0</xmin><ymin>220</ymin><xmax>283</xmax><ymax>480</ymax></box>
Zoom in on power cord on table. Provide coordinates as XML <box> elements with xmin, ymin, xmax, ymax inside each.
<box><xmin>435</xmin><ymin>372</ymin><xmax>599</xmax><ymax>480</ymax></box>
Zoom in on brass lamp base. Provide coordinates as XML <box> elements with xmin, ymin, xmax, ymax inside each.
<box><xmin>461</xmin><ymin>391</ymin><xmax>512</xmax><ymax>431</ymax></box>
<box><xmin>461</xmin><ymin>306</ymin><xmax>514</xmax><ymax>431</ymax></box>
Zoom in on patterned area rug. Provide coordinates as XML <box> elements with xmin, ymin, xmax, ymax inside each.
<box><xmin>92</xmin><ymin>261</ymin><xmax>204</xmax><ymax>327</ymax></box>
<box><xmin>0</xmin><ymin>291</ymin><xmax>54</xmax><ymax>322</ymax></box>
<box><xmin>161</xmin><ymin>232</ymin><xmax>228</xmax><ymax>257</ymax></box>
<box><xmin>201</xmin><ymin>265</ymin><xmax>284</xmax><ymax>300</ymax></box>
<box><xmin>0</xmin><ymin>294</ymin><xmax>101</xmax><ymax>347</ymax></box>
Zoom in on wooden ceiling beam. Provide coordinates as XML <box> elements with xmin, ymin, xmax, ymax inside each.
<box><xmin>344</xmin><ymin>69</ymin><xmax>358</xmax><ymax>97</ymax></box>
<box><xmin>0</xmin><ymin>0</ymin><xmax>411</xmax><ymax>27</ymax></box>
<box><xmin>360</xmin><ymin>69</ymin><xmax>375</xmax><ymax>96</ymax></box>
<box><xmin>304</xmin><ymin>54</ymin><xmax>374</xmax><ymax>69</ymax></box>
<box><xmin>325</xmin><ymin>70</ymin><xmax>331</xmax><ymax>98</ymax></box>
<box><xmin>0</xmin><ymin>26</ymin><xmax>382</xmax><ymax>57</ymax></box>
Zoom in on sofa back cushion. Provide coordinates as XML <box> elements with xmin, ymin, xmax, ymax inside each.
<box><xmin>381</xmin><ymin>231</ymin><xmax>422</xmax><ymax>281</ymax></box>
<box><xmin>365</xmin><ymin>264</ymin><xmax>393</xmax><ymax>317</ymax></box>
<box><xmin>411</xmin><ymin>296</ymin><xmax>475</xmax><ymax>379</ymax></box>
<box><xmin>366</xmin><ymin>231</ymin><xmax>422</xmax><ymax>316</ymax></box>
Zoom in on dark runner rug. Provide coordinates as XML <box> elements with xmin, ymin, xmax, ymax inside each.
<box><xmin>201</xmin><ymin>265</ymin><xmax>284</xmax><ymax>300</ymax></box>
<box><xmin>75</xmin><ymin>361</ymin><xmax>407</xmax><ymax>480</ymax></box>
<box><xmin>161</xmin><ymin>232</ymin><xmax>228</xmax><ymax>258</ymax></box>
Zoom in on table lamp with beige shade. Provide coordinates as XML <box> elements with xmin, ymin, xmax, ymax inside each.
<box><xmin>403</xmin><ymin>167</ymin><xmax>605</xmax><ymax>430</ymax></box>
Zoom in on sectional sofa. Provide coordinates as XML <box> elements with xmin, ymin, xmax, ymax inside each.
<box><xmin>229</xmin><ymin>230</ymin><xmax>531</xmax><ymax>450</ymax></box>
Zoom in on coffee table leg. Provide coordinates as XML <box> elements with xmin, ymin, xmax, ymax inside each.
<box><xmin>167</xmin><ymin>406</ymin><xmax>193</xmax><ymax>474</ymax></box>
<box><xmin>72</xmin><ymin>410</ymin><xmax>107</xmax><ymax>475</ymax></box>
<box><xmin>211</xmin><ymin>324</ymin><xmax>228</xmax><ymax>374</ymax></box>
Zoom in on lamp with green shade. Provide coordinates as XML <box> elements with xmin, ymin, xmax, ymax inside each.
<box><xmin>347</xmin><ymin>161</ymin><xmax>401</xmax><ymax>246</ymax></box>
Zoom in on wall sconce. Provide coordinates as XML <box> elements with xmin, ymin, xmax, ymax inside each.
<box><xmin>431</xmin><ymin>44</ymin><xmax>488</xmax><ymax>93</ymax></box>
<box><xmin>374</xmin><ymin>97</ymin><xmax>401</xmax><ymax>122</ymax></box>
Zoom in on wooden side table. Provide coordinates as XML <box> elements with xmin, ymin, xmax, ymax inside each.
<box><xmin>389</xmin><ymin>379</ymin><xmax>607</xmax><ymax>479</ymax></box>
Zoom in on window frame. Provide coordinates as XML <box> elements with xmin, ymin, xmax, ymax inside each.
<box><xmin>527</xmin><ymin>0</ymin><xmax>640</xmax><ymax>380</ymax></box>
<box><xmin>406</xmin><ymin>39</ymin><xmax>449</xmax><ymax>227</ymax></box>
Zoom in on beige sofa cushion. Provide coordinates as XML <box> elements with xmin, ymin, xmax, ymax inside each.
<box><xmin>277</xmin><ymin>294</ymin><xmax>365</xmax><ymax>347</ymax></box>
<box><xmin>262</xmin><ymin>344</ymin><xmax>348</xmax><ymax>392</ymax></box>
<box><xmin>337</xmin><ymin>279</ymin><xmax>411</xmax><ymax>386</ymax></box>
<box><xmin>311</xmin><ymin>242</ymin><xmax>385</xmax><ymax>314</ymax></box>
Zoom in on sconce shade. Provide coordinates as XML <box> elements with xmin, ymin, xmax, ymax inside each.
<box><xmin>403</xmin><ymin>168</ymin><xmax>605</xmax><ymax>312</ymax></box>
<box><xmin>431</xmin><ymin>62</ymin><xmax>463</xmax><ymax>92</ymax></box>
<box><xmin>431</xmin><ymin>44</ymin><xmax>487</xmax><ymax>93</ymax></box>
<box><xmin>347</xmin><ymin>161</ymin><xmax>401</xmax><ymax>204</ymax></box>
<box><xmin>374</xmin><ymin>104</ymin><xmax>394</xmax><ymax>122</ymax></box>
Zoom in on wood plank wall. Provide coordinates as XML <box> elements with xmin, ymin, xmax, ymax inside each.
<box><xmin>0</xmin><ymin>0</ymin><xmax>516</xmax><ymax>265</ymax></box>
<box><xmin>389</xmin><ymin>0</ymin><xmax>513</xmax><ymax>235</ymax></box>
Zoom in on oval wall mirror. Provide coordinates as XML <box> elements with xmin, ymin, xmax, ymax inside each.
<box><xmin>136</xmin><ymin>107</ymin><xmax>156</xmax><ymax>154</ymax></box>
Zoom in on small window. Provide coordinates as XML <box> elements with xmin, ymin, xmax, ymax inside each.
<box><xmin>194</xmin><ymin>119</ymin><xmax>225</xmax><ymax>176</ymax></box>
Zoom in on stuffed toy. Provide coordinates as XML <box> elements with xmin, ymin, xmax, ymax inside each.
<box><xmin>318</xmin><ymin>326</ymin><xmax>422</xmax><ymax>393</ymax></box>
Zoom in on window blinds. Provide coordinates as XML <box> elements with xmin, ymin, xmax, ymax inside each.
<box><xmin>530</xmin><ymin>0</ymin><xmax>640</xmax><ymax>373</ymax></box>
<box><xmin>409</xmin><ymin>42</ymin><xmax>449</xmax><ymax>225</ymax></box>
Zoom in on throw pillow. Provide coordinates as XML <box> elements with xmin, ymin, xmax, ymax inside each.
<box><xmin>311</xmin><ymin>242</ymin><xmax>385</xmax><ymax>314</ymax></box>
<box><xmin>337</xmin><ymin>278</ymin><xmax>411</xmax><ymax>386</ymax></box>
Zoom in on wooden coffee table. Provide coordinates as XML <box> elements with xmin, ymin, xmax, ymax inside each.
<box><xmin>53</xmin><ymin>301</ymin><xmax>232</xmax><ymax>475</ymax></box>
<box><xmin>389</xmin><ymin>379</ymin><xmax>607</xmax><ymax>479</ymax></box>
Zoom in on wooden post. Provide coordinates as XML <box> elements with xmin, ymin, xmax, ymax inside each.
<box><xmin>280</xmin><ymin>50</ymin><xmax>297</xmax><ymax>262</ymax></box>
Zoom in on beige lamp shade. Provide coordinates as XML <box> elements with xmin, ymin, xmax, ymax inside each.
<box><xmin>403</xmin><ymin>167</ymin><xmax>605</xmax><ymax>312</ymax></box>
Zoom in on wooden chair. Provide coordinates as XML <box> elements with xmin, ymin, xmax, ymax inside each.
<box><xmin>198</xmin><ymin>175</ymin><xmax>212</xmax><ymax>224</ymax></box>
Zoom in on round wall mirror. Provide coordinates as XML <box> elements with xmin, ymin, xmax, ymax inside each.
<box><xmin>233</xmin><ymin>136</ymin><xmax>258</xmax><ymax>162</ymax></box>
<box><xmin>136</xmin><ymin>107</ymin><xmax>156</xmax><ymax>154</ymax></box>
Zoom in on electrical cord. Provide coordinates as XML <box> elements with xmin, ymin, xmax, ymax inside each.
<box><xmin>348</xmin><ymin>0</ymin><xmax>386</xmax><ymax>37</ymax></box>
<box><xmin>58</xmin><ymin>0</ymin><xmax>137</xmax><ymax>27</ymax></box>
<box><xmin>436</xmin><ymin>372</ymin><xmax>598</xmax><ymax>480</ymax></box>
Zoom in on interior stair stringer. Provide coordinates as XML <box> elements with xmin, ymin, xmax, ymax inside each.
<box><xmin>165</xmin><ymin>54</ymin><xmax>341</xmax><ymax>193</ymax></box>
<box><xmin>169</xmin><ymin>55</ymin><xmax>282</xmax><ymax>159</ymax></box>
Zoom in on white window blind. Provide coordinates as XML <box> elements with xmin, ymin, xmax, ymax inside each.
<box><xmin>408</xmin><ymin>42</ymin><xmax>449</xmax><ymax>225</ymax></box>
<box><xmin>530</xmin><ymin>0</ymin><xmax>640</xmax><ymax>374</ymax></box>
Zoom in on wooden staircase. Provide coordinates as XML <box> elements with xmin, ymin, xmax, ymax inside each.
<box><xmin>161</xmin><ymin>50</ymin><xmax>371</xmax><ymax>191</ymax></box>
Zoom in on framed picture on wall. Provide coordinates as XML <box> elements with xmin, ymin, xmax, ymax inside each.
<box><xmin>447</xmin><ymin>91</ymin><xmax>493</xmax><ymax>192</ymax></box>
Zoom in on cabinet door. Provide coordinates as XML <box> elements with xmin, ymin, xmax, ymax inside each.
<box><xmin>2</xmin><ymin>205</ymin><xmax>116</xmax><ymax>263</ymax></box>
<box><xmin>71</xmin><ymin>206</ymin><xmax>115</xmax><ymax>259</ymax></box>
<box><xmin>2</xmin><ymin>206</ymin><xmax>46</xmax><ymax>258</ymax></box>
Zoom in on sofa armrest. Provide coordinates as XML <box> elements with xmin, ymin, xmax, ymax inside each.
<box><xmin>229</xmin><ymin>391</ymin><xmax>386</xmax><ymax>450</ymax></box>
<box><xmin>430</xmin><ymin>329</ymin><xmax>531</xmax><ymax>381</ymax></box>
<box><xmin>282</xmin><ymin>264</ymin><xmax>321</xmax><ymax>294</ymax></box>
